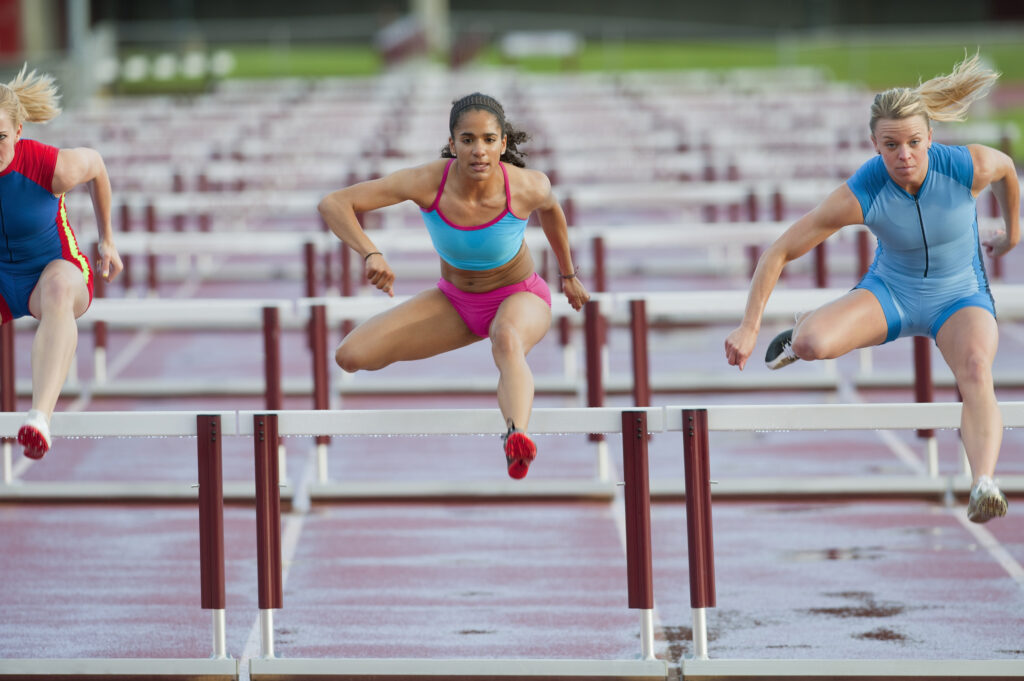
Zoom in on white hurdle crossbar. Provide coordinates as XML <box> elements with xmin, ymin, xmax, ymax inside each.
<box><xmin>241</xmin><ymin>407</ymin><xmax>668</xmax><ymax>680</ymax></box>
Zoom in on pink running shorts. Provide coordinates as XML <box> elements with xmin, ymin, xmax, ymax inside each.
<box><xmin>437</xmin><ymin>272</ymin><xmax>552</xmax><ymax>338</ymax></box>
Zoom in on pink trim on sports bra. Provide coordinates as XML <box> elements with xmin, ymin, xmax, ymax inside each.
<box><xmin>426</xmin><ymin>159</ymin><xmax>527</xmax><ymax>231</ymax></box>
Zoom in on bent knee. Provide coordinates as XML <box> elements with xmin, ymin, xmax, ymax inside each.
<box><xmin>791</xmin><ymin>332</ymin><xmax>832</xmax><ymax>362</ymax></box>
<box><xmin>952</xmin><ymin>351</ymin><xmax>994</xmax><ymax>388</ymax></box>
<box><xmin>335</xmin><ymin>342</ymin><xmax>385</xmax><ymax>373</ymax></box>
<box><xmin>33</xmin><ymin>275</ymin><xmax>87</xmax><ymax>319</ymax></box>
<box><xmin>489</xmin><ymin>323</ymin><xmax>525</xmax><ymax>357</ymax></box>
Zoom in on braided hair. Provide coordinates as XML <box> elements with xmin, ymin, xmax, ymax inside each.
<box><xmin>440</xmin><ymin>92</ymin><xmax>530</xmax><ymax>167</ymax></box>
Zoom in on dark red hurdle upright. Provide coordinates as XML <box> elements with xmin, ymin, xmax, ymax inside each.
<box><xmin>681</xmin><ymin>408</ymin><xmax>716</xmax><ymax>660</ymax></box>
<box><xmin>196</xmin><ymin>414</ymin><xmax>228</xmax><ymax>659</ymax></box>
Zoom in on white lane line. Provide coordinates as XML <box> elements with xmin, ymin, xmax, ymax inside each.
<box><xmin>954</xmin><ymin>511</ymin><xmax>1024</xmax><ymax>587</ymax></box>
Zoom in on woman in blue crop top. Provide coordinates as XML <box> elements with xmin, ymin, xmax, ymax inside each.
<box><xmin>319</xmin><ymin>92</ymin><xmax>589</xmax><ymax>480</ymax></box>
<box><xmin>0</xmin><ymin>66</ymin><xmax>123</xmax><ymax>461</ymax></box>
<box><xmin>724</xmin><ymin>54</ymin><xmax>1019</xmax><ymax>523</ymax></box>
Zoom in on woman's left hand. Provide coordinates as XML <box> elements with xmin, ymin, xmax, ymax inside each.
<box><xmin>982</xmin><ymin>230</ymin><xmax>1015</xmax><ymax>258</ymax></box>
<box><xmin>97</xmin><ymin>239</ymin><xmax>124</xmax><ymax>281</ymax></box>
<box><xmin>562</xmin><ymin>276</ymin><xmax>590</xmax><ymax>312</ymax></box>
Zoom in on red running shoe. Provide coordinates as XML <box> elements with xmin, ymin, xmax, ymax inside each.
<box><xmin>503</xmin><ymin>430</ymin><xmax>536</xmax><ymax>479</ymax></box>
<box><xmin>18</xmin><ymin>410</ymin><xmax>51</xmax><ymax>460</ymax></box>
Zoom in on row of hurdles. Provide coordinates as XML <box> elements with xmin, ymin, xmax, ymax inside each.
<box><xmin>6</xmin><ymin>279</ymin><xmax>1024</xmax><ymax>491</ymax></box>
<box><xmin>2</xmin><ymin>403</ymin><xmax>1022</xmax><ymax>680</ymax></box>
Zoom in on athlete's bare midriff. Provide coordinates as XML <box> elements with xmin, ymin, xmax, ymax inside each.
<box><xmin>440</xmin><ymin>240</ymin><xmax>534</xmax><ymax>292</ymax></box>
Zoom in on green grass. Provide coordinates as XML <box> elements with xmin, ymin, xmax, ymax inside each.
<box><xmin>483</xmin><ymin>39</ymin><xmax>1024</xmax><ymax>88</ymax></box>
<box><xmin>114</xmin><ymin>38</ymin><xmax>1024</xmax><ymax>157</ymax></box>
<box><xmin>121</xmin><ymin>37</ymin><xmax>1024</xmax><ymax>86</ymax></box>
<box><xmin>223</xmin><ymin>45</ymin><xmax>382</xmax><ymax>78</ymax></box>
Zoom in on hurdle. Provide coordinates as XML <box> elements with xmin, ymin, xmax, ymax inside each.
<box><xmin>1</xmin><ymin>299</ymin><xmax>296</xmax><ymax>501</ymax></box>
<box><xmin>75</xmin><ymin>298</ymin><xmax>296</xmax><ymax>400</ymax></box>
<box><xmin>665</xmin><ymin>401</ymin><xmax>1024</xmax><ymax>679</ymax></box>
<box><xmin>241</xmin><ymin>407</ymin><xmax>669</xmax><ymax>680</ymax></box>
<box><xmin>0</xmin><ymin>410</ymin><xmax>238</xmax><ymax>680</ymax></box>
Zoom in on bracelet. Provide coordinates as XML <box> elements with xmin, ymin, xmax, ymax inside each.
<box><xmin>559</xmin><ymin>266</ymin><xmax>579</xmax><ymax>280</ymax></box>
<box><xmin>364</xmin><ymin>251</ymin><xmax>382</xmax><ymax>262</ymax></box>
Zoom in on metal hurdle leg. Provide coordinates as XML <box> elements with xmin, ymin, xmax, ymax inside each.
<box><xmin>254</xmin><ymin>413</ymin><xmax>283</xmax><ymax>659</ymax></box>
<box><xmin>310</xmin><ymin>305</ymin><xmax>332</xmax><ymax>484</ymax></box>
<box><xmin>585</xmin><ymin>301</ymin><xmax>612</xmax><ymax>481</ymax></box>
<box><xmin>622</xmin><ymin>410</ymin><xmax>656</xmax><ymax>661</ymax></box>
<box><xmin>262</xmin><ymin>307</ymin><xmax>287</xmax><ymax>483</ymax></box>
<box><xmin>629</xmin><ymin>300</ymin><xmax>651</xmax><ymax>408</ymax></box>
<box><xmin>197</xmin><ymin>415</ymin><xmax>228</xmax><ymax>660</ymax></box>
<box><xmin>682</xmin><ymin>409</ymin><xmax>716</xmax><ymax>660</ymax></box>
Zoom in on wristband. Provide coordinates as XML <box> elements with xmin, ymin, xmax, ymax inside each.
<box><xmin>364</xmin><ymin>251</ymin><xmax>382</xmax><ymax>262</ymax></box>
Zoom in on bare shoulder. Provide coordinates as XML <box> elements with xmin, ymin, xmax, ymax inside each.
<box><xmin>373</xmin><ymin>158</ymin><xmax>450</xmax><ymax>208</ymax></box>
<box><xmin>505</xmin><ymin>164</ymin><xmax>554</xmax><ymax>211</ymax></box>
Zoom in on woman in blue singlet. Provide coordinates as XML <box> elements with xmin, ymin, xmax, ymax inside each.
<box><xmin>724</xmin><ymin>55</ymin><xmax>1019</xmax><ymax>523</ymax></box>
<box><xmin>318</xmin><ymin>93</ymin><xmax>589</xmax><ymax>479</ymax></box>
<box><xmin>0</xmin><ymin>66</ymin><xmax>123</xmax><ymax>460</ymax></box>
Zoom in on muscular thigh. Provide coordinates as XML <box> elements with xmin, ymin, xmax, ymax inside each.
<box><xmin>935</xmin><ymin>306</ymin><xmax>998</xmax><ymax>371</ymax></box>
<box><xmin>798</xmin><ymin>288</ymin><xmax>889</xmax><ymax>355</ymax></box>
<box><xmin>27</xmin><ymin>260</ymin><xmax>91</xmax><ymax>320</ymax></box>
<box><xmin>490</xmin><ymin>291</ymin><xmax>552</xmax><ymax>352</ymax></box>
<box><xmin>340</xmin><ymin>288</ymin><xmax>481</xmax><ymax>364</ymax></box>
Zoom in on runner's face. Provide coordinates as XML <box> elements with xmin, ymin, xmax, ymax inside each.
<box><xmin>0</xmin><ymin>111</ymin><xmax>21</xmax><ymax>173</ymax></box>
<box><xmin>871</xmin><ymin>115</ymin><xmax>932</xmax><ymax>193</ymax></box>
<box><xmin>448</xmin><ymin>109</ymin><xmax>507</xmax><ymax>178</ymax></box>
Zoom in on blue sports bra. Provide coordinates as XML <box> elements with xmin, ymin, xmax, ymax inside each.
<box><xmin>421</xmin><ymin>159</ymin><xmax>528</xmax><ymax>271</ymax></box>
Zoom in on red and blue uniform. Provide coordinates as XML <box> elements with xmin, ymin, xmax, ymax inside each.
<box><xmin>0</xmin><ymin>139</ymin><xmax>92</xmax><ymax>323</ymax></box>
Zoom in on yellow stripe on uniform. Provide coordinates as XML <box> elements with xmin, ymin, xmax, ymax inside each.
<box><xmin>57</xmin><ymin>194</ymin><xmax>91</xmax><ymax>285</ymax></box>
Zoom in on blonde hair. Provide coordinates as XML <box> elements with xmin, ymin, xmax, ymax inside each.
<box><xmin>869</xmin><ymin>52</ymin><xmax>999</xmax><ymax>133</ymax></box>
<box><xmin>0</xmin><ymin>64</ymin><xmax>61</xmax><ymax>128</ymax></box>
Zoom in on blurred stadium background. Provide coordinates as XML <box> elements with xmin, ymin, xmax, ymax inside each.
<box><xmin>2</xmin><ymin>0</ymin><xmax>1024</xmax><ymax>673</ymax></box>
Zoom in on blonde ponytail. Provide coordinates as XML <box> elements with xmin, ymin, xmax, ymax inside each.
<box><xmin>869</xmin><ymin>52</ymin><xmax>999</xmax><ymax>133</ymax></box>
<box><xmin>0</xmin><ymin>64</ymin><xmax>61</xmax><ymax>128</ymax></box>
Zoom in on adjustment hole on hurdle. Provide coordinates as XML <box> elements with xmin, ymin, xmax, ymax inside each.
<box><xmin>616</xmin><ymin>481</ymin><xmax>625</xmax><ymax>486</ymax></box>
<box><xmin>710</xmin><ymin>480</ymin><xmax>719</xmax><ymax>485</ymax></box>
<box><xmin>191</xmin><ymin>483</ymin><xmax>199</xmax><ymax>488</ymax></box>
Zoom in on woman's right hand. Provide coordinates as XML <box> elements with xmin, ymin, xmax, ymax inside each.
<box><xmin>365</xmin><ymin>252</ymin><xmax>394</xmax><ymax>297</ymax></box>
<box><xmin>724</xmin><ymin>324</ymin><xmax>758</xmax><ymax>370</ymax></box>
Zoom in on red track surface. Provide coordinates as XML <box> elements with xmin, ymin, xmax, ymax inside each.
<box><xmin>1</xmin><ymin>217</ymin><xmax>1023</xmax><ymax>676</ymax></box>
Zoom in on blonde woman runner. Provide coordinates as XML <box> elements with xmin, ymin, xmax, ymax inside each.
<box><xmin>725</xmin><ymin>54</ymin><xmax>1019</xmax><ymax>523</ymax></box>
<box><xmin>0</xmin><ymin>65</ymin><xmax>123</xmax><ymax>459</ymax></box>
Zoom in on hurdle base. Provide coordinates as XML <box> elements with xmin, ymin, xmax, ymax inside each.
<box><xmin>0</xmin><ymin>657</ymin><xmax>238</xmax><ymax>680</ymax></box>
<box><xmin>248</xmin><ymin>657</ymin><xmax>668</xmax><ymax>680</ymax></box>
<box><xmin>307</xmin><ymin>479</ymin><xmax>618</xmax><ymax>502</ymax></box>
<box><xmin>680</xmin><ymin>658</ymin><xmax>1024</xmax><ymax>679</ymax></box>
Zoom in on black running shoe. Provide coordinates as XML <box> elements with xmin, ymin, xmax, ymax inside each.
<box><xmin>765</xmin><ymin>328</ymin><xmax>798</xmax><ymax>370</ymax></box>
